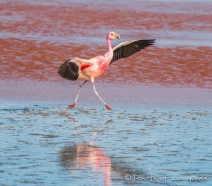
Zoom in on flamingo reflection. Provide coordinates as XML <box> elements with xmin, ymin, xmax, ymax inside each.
<box><xmin>59</xmin><ymin>119</ymin><xmax>113</xmax><ymax>186</ymax></box>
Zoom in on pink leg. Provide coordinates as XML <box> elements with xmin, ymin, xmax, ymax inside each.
<box><xmin>69</xmin><ymin>80</ymin><xmax>87</xmax><ymax>108</ymax></box>
<box><xmin>92</xmin><ymin>82</ymin><xmax>112</xmax><ymax>110</ymax></box>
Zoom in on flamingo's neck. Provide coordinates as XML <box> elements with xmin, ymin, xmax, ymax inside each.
<box><xmin>96</xmin><ymin>38</ymin><xmax>113</xmax><ymax>72</ymax></box>
<box><xmin>107</xmin><ymin>39</ymin><xmax>113</xmax><ymax>60</ymax></box>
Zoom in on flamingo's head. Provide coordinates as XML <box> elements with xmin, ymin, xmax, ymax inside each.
<box><xmin>107</xmin><ymin>32</ymin><xmax>120</xmax><ymax>40</ymax></box>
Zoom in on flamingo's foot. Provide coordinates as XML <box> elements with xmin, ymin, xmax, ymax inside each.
<box><xmin>69</xmin><ymin>103</ymin><xmax>76</xmax><ymax>108</ymax></box>
<box><xmin>105</xmin><ymin>105</ymin><xmax>112</xmax><ymax>110</ymax></box>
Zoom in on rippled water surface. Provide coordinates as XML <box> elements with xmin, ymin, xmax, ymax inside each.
<box><xmin>0</xmin><ymin>103</ymin><xmax>212</xmax><ymax>186</ymax></box>
<box><xmin>0</xmin><ymin>0</ymin><xmax>212</xmax><ymax>185</ymax></box>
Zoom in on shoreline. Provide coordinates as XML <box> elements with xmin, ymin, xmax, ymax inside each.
<box><xmin>1</xmin><ymin>79</ymin><xmax>212</xmax><ymax>111</ymax></box>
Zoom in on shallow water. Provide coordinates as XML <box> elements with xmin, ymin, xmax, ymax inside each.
<box><xmin>0</xmin><ymin>0</ymin><xmax>212</xmax><ymax>185</ymax></box>
<box><xmin>0</xmin><ymin>103</ymin><xmax>212</xmax><ymax>186</ymax></box>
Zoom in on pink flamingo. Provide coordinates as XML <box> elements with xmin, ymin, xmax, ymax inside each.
<box><xmin>58</xmin><ymin>32</ymin><xmax>155</xmax><ymax>110</ymax></box>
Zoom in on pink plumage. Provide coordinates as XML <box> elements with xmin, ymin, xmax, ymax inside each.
<box><xmin>58</xmin><ymin>32</ymin><xmax>155</xmax><ymax>110</ymax></box>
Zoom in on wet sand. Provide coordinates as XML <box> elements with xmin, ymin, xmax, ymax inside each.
<box><xmin>0</xmin><ymin>0</ymin><xmax>212</xmax><ymax>185</ymax></box>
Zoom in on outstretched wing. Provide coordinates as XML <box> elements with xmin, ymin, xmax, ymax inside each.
<box><xmin>110</xmin><ymin>39</ymin><xmax>155</xmax><ymax>64</ymax></box>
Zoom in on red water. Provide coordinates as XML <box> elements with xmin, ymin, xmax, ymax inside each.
<box><xmin>0</xmin><ymin>0</ymin><xmax>212</xmax><ymax>95</ymax></box>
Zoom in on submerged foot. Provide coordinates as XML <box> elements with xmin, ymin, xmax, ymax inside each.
<box><xmin>105</xmin><ymin>105</ymin><xmax>112</xmax><ymax>110</ymax></box>
<box><xmin>69</xmin><ymin>103</ymin><xmax>76</xmax><ymax>108</ymax></box>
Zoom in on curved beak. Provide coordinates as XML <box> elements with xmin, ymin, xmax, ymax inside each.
<box><xmin>114</xmin><ymin>33</ymin><xmax>120</xmax><ymax>39</ymax></box>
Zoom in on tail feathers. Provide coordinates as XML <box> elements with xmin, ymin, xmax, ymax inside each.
<box><xmin>58</xmin><ymin>59</ymin><xmax>79</xmax><ymax>81</ymax></box>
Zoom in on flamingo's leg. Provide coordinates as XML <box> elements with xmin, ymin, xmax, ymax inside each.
<box><xmin>69</xmin><ymin>80</ymin><xmax>87</xmax><ymax>108</ymax></box>
<box><xmin>92</xmin><ymin>82</ymin><xmax>112</xmax><ymax>110</ymax></box>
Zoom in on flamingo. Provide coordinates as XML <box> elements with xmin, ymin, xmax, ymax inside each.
<box><xmin>58</xmin><ymin>32</ymin><xmax>155</xmax><ymax>110</ymax></box>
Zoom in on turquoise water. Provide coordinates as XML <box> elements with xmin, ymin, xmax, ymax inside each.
<box><xmin>0</xmin><ymin>102</ymin><xmax>211</xmax><ymax>185</ymax></box>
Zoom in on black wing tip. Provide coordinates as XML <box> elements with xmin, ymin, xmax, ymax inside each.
<box><xmin>148</xmin><ymin>40</ymin><xmax>155</xmax><ymax>46</ymax></box>
<box><xmin>150</xmin><ymin>39</ymin><xmax>156</xmax><ymax>41</ymax></box>
<box><xmin>145</xmin><ymin>39</ymin><xmax>156</xmax><ymax>44</ymax></box>
<box><xmin>140</xmin><ymin>39</ymin><xmax>156</xmax><ymax>47</ymax></box>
